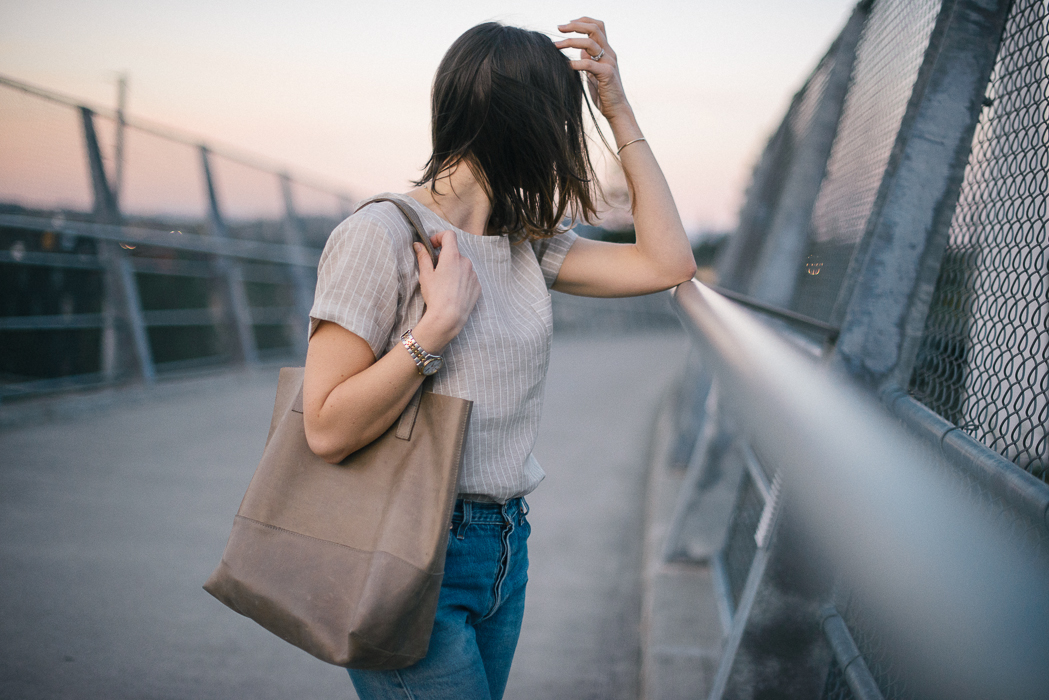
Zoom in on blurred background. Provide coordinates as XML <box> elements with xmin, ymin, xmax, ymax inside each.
<box><xmin>8</xmin><ymin>2</ymin><xmax>1048</xmax><ymax>700</ymax></box>
<box><xmin>0</xmin><ymin>0</ymin><xmax>857</xmax><ymax>232</ymax></box>
<box><xmin>0</xmin><ymin>0</ymin><xmax>856</xmax><ymax>394</ymax></box>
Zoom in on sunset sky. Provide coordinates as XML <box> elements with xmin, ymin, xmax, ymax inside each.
<box><xmin>0</xmin><ymin>0</ymin><xmax>856</xmax><ymax>232</ymax></box>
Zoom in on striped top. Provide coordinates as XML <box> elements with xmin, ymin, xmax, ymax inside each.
<box><xmin>309</xmin><ymin>193</ymin><xmax>578</xmax><ymax>503</ymax></box>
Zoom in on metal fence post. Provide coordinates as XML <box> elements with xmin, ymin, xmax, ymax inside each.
<box><xmin>747</xmin><ymin>3</ymin><xmax>867</xmax><ymax>307</ymax></box>
<box><xmin>200</xmin><ymin>146</ymin><xmax>259</xmax><ymax>366</ymax></box>
<box><xmin>829</xmin><ymin>0</ymin><xmax>1014</xmax><ymax>390</ymax></box>
<box><xmin>80</xmin><ymin>106</ymin><xmax>154</xmax><ymax>384</ymax></box>
<box><xmin>279</xmin><ymin>174</ymin><xmax>315</xmax><ymax>358</ymax></box>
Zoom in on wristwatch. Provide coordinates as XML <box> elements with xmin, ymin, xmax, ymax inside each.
<box><xmin>401</xmin><ymin>329</ymin><xmax>444</xmax><ymax>376</ymax></box>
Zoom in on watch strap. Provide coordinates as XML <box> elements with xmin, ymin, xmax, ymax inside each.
<box><xmin>401</xmin><ymin>329</ymin><xmax>442</xmax><ymax>375</ymax></box>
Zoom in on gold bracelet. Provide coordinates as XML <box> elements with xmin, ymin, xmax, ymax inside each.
<box><xmin>616</xmin><ymin>137</ymin><xmax>646</xmax><ymax>156</ymax></box>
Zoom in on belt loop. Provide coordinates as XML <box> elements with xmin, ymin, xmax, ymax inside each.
<box><xmin>500</xmin><ymin>499</ymin><xmax>516</xmax><ymax>535</ymax></box>
<box><xmin>455</xmin><ymin>500</ymin><xmax>471</xmax><ymax>540</ymax></box>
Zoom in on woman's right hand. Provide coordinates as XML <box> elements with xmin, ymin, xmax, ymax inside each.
<box><xmin>411</xmin><ymin>229</ymin><xmax>481</xmax><ymax>353</ymax></box>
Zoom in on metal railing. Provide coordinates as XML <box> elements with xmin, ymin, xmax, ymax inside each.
<box><xmin>0</xmin><ymin>75</ymin><xmax>352</xmax><ymax>400</ymax></box>
<box><xmin>663</xmin><ymin>0</ymin><xmax>1049</xmax><ymax>697</ymax></box>
<box><xmin>669</xmin><ymin>276</ymin><xmax>1049</xmax><ymax>699</ymax></box>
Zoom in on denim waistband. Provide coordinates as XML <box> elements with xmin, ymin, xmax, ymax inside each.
<box><xmin>451</xmin><ymin>497</ymin><xmax>527</xmax><ymax>525</ymax></box>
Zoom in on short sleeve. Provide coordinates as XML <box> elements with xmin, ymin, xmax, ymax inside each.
<box><xmin>309</xmin><ymin>214</ymin><xmax>401</xmax><ymax>359</ymax></box>
<box><xmin>529</xmin><ymin>229</ymin><xmax>578</xmax><ymax>288</ymax></box>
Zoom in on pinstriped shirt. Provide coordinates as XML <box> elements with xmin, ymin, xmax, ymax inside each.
<box><xmin>309</xmin><ymin>193</ymin><xmax>578</xmax><ymax>503</ymax></box>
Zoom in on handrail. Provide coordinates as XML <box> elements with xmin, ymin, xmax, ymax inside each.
<box><xmin>709</xmin><ymin>285</ymin><xmax>839</xmax><ymax>340</ymax></box>
<box><xmin>670</xmin><ymin>279</ymin><xmax>1049</xmax><ymax>695</ymax></box>
<box><xmin>0</xmin><ymin>214</ymin><xmax>321</xmax><ymax>267</ymax></box>
<box><xmin>819</xmin><ymin>605</ymin><xmax>884</xmax><ymax>700</ymax></box>
<box><xmin>883</xmin><ymin>387</ymin><xmax>1049</xmax><ymax>531</ymax></box>
<box><xmin>0</xmin><ymin>74</ymin><xmax>337</xmax><ymax>396</ymax></box>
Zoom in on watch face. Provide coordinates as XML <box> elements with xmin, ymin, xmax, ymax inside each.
<box><xmin>422</xmin><ymin>357</ymin><xmax>443</xmax><ymax>376</ymax></box>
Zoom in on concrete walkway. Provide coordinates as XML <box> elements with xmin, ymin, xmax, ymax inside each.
<box><xmin>0</xmin><ymin>331</ymin><xmax>689</xmax><ymax>700</ymax></box>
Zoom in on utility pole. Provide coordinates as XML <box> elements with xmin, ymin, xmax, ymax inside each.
<box><xmin>114</xmin><ymin>73</ymin><xmax>127</xmax><ymax>207</ymax></box>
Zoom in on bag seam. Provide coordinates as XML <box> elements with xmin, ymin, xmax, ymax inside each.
<box><xmin>232</xmin><ymin>514</ymin><xmax>440</xmax><ymax>572</ymax></box>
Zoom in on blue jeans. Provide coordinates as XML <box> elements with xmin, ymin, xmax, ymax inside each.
<box><xmin>349</xmin><ymin>498</ymin><xmax>530</xmax><ymax>700</ymax></box>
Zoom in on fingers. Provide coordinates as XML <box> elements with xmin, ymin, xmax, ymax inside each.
<box><xmin>557</xmin><ymin>18</ymin><xmax>610</xmax><ymax>48</ymax></box>
<box><xmin>553</xmin><ymin>37</ymin><xmax>605</xmax><ymax>60</ymax></box>
<box><xmin>566</xmin><ymin>58</ymin><xmax>616</xmax><ymax>75</ymax></box>
<box><xmin>428</xmin><ymin>229</ymin><xmax>458</xmax><ymax>261</ymax></box>
<box><xmin>413</xmin><ymin>241</ymin><xmax>432</xmax><ymax>267</ymax></box>
<box><xmin>558</xmin><ymin>17</ymin><xmax>607</xmax><ymax>39</ymax></box>
<box><xmin>413</xmin><ymin>243</ymin><xmax>434</xmax><ymax>286</ymax></box>
<box><xmin>414</xmin><ymin>228</ymin><xmax>480</xmax><ymax>340</ymax></box>
<box><xmin>557</xmin><ymin>18</ymin><xmax>616</xmax><ymax>71</ymax></box>
<box><xmin>574</xmin><ymin>16</ymin><xmax>606</xmax><ymax>32</ymax></box>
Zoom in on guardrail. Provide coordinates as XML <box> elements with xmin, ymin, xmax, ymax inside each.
<box><xmin>667</xmin><ymin>280</ymin><xmax>1048</xmax><ymax>699</ymax></box>
<box><xmin>0</xmin><ymin>75</ymin><xmax>350</xmax><ymax>400</ymax></box>
<box><xmin>661</xmin><ymin>0</ymin><xmax>1049</xmax><ymax>697</ymax></box>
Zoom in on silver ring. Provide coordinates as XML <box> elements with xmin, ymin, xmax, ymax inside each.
<box><xmin>592</xmin><ymin>48</ymin><xmax>605</xmax><ymax>61</ymax></box>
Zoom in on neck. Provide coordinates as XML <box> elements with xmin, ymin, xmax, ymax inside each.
<box><xmin>408</xmin><ymin>162</ymin><xmax>492</xmax><ymax>236</ymax></box>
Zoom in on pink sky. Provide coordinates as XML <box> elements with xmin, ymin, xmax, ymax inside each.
<box><xmin>0</xmin><ymin>0</ymin><xmax>856</xmax><ymax>232</ymax></box>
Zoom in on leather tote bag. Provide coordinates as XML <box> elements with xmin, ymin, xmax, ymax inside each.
<box><xmin>204</xmin><ymin>197</ymin><xmax>472</xmax><ymax>669</ymax></box>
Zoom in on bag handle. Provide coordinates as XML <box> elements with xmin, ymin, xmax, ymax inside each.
<box><xmin>354</xmin><ymin>195</ymin><xmax>438</xmax><ymax>442</ymax></box>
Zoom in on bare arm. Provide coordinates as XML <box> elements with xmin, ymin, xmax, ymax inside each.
<box><xmin>303</xmin><ymin>230</ymin><xmax>480</xmax><ymax>463</ymax></box>
<box><xmin>553</xmin><ymin>18</ymin><xmax>697</xmax><ymax>297</ymax></box>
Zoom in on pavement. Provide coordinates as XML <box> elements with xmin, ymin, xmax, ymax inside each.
<box><xmin>0</xmin><ymin>330</ymin><xmax>695</xmax><ymax>700</ymax></box>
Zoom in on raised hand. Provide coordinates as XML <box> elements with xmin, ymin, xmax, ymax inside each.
<box><xmin>555</xmin><ymin>17</ymin><xmax>631</xmax><ymax>123</ymax></box>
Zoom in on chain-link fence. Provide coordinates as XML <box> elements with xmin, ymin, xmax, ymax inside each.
<box><xmin>0</xmin><ymin>76</ymin><xmax>352</xmax><ymax>398</ymax></box>
<box><xmin>719</xmin><ymin>0</ymin><xmax>944</xmax><ymax>315</ymax></box>
<box><xmin>910</xmin><ymin>0</ymin><xmax>1049</xmax><ymax>485</ymax></box>
<box><xmin>718</xmin><ymin>44</ymin><xmax>838</xmax><ymax>292</ymax></box>
<box><xmin>792</xmin><ymin>0</ymin><xmax>943</xmax><ymax>322</ymax></box>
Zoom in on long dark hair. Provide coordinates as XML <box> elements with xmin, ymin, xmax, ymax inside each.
<box><xmin>416</xmin><ymin>22</ymin><xmax>601</xmax><ymax>240</ymax></box>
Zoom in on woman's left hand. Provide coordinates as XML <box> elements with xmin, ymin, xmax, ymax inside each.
<box><xmin>555</xmin><ymin>17</ymin><xmax>631</xmax><ymax>123</ymax></box>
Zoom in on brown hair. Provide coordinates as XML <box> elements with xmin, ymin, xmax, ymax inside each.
<box><xmin>416</xmin><ymin>22</ymin><xmax>600</xmax><ymax>240</ymax></box>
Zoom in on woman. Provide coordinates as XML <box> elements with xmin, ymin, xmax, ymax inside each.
<box><xmin>303</xmin><ymin>17</ymin><xmax>696</xmax><ymax>700</ymax></box>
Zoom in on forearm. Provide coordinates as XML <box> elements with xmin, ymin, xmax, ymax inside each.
<box><xmin>608</xmin><ymin>109</ymin><xmax>696</xmax><ymax>283</ymax></box>
<box><xmin>308</xmin><ymin>344</ymin><xmax>423</xmax><ymax>463</ymax></box>
<box><xmin>304</xmin><ymin>312</ymin><xmax>454</xmax><ymax>463</ymax></box>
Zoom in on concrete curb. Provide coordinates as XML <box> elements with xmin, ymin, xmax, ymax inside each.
<box><xmin>640</xmin><ymin>384</ymin><xmax>726</xmax><ymax>700</ymax></box>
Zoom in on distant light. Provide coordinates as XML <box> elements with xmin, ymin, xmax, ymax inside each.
<box><xmin>805</xmin><ymin>254</ymin><xmax>823</xmax><ymax>276</ymax></box>
<box><xmin>120</xmin><ymin>242</ymin><xmax>137</xmax><ymax>250</ymax></box>
<box><xmin>10</xmin><ymin>241</ymin><xmax>26</xmax><ymax>262</ymax></box>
